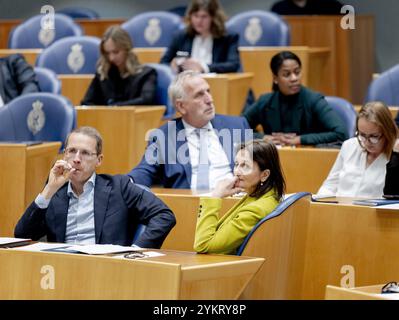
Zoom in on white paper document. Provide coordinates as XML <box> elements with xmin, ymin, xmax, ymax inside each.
<box><xmin>11</xmin><ymin>242</ymin><xmax>70</xmax><ymax>252</ymax></box>
<box><xmin>66</xmin><ymin>244</ymin><xmax>145</xmax><ymax>255</ymax></box>
<box><xmin>0</xmin><ymin>237</ymin><xmax>30</xmax><ymax>245</ymax></box>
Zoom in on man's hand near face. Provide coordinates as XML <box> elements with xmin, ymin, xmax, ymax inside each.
<box><xmin>41</xmin><ymin>160</ymin><xmax>76</xmax><ymax>200</ymax></box>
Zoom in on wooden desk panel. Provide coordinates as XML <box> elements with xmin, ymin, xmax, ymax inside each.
<box><xmin>286</xmin><ymin>15</ymin><xmax>374</xmax><ymax>104</ymax></box>
<box><xmin>0</xmin><ymin>142</ymin><xmax>60</xmax><ymax>236</ymax></box>
<box><xmin>0</xmin><ymin>48</ymin><xmax>41</xmax><ymax>66</ymax></box>
<box><xmin>77</xmin><ymin>18</ymin><xmax>125</xmax><ymax>39</ymax></box>
<box><xmin>278</xmin><ymin>147</ymin><xmax>339</xmax><ymax>194</ymax></box>
<box><xmin>76</xmin><ymin>106</ymin><xmax>165</xmax><ymax>175</ymax></box>
<box><xmin>203</xmin><ymin>73</ymin><xmax>253</xmax><ymax>115</ymax></box>
<box><xmin>153</xmin><ymin>189</ymin><xmax>240</xmax><ymax>251</ymax></box>
<box><xmin>59</xmin><ymin>74</ymin><xmax>94</xmax><ymax>106</ymax></box>
<box><xmin>0</xmin><ymin>248</ymin><xmax>263</xmax><ymax>300</ymax></box>
<box><xmin>133</xmin><ymin>47</ymin><xmax>165</xmax><ymax>64</ymax></box>
<box><xmin>239</xmin><ymin>46</ymin><xmax>331</xmax><ymax>99</ymax></box>
<box><xmin>61</xmin><ymin>73</ymin><xmax>252</xmax><ymax>117</ymax></box>
<box><xmin>300</xmin><ymin>200</ymin><xmax>399</xmax><ymax>299</ymax></box>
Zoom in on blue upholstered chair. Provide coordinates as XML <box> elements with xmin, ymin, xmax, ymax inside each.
<box><xmin>145</xmin><ymin>63</ymin><xmax>175</xmax><ymax>118</ymax></box>
<box><xmin>131</xmin><ymin>183</ymin><xmax>151</xmax><ymax>244</ymax></box>
<box><xmin>122</xmin><ymin>11</ymin><xmax>184</xmax><ymax>47</ymax></box>
<box><xmin>365</xmin><ymin>65</ymin><xmax>399</xmax><ymax>106</ymax></box>
<box><xmin>226</xmin><ymin>10</ymin><xmax>290</xmax><ymax>46</ymax></box>
<box><xmin>8</xmin><ymin>13</ymin><xmax>83</xmax><ymax>49</ymax></box>
<box><xmin>34</xmin><ymin>67</ymin><xmax>61</xmax><ymax>94</ymax></box>
<box><xmin>236</xmin><ymin>192</ymin><xmax>310</xmax><ymax>255</ymax></box>
<box><xmin>36</xmin><ymin>36</ymin><xmax>100</xmax><ymax>74</ymax></box>
<box><xmin>58</xmin><ymin>7</ymin><xmax>100</xmax><ymax>19</ymax></box>
<box><xmin>235</xmin><ymin>192</ymin><xmax>311</xmax><ymax>299</ymax></box>
<box><xmin>325</xmin><ymin>96</ymin><xmax>357</xmax><ymax>138</ymax></box>
<box><xmin>0</xmin><ymin>92</ymin><xmax>76</xmax><ymax>149</ymax></box>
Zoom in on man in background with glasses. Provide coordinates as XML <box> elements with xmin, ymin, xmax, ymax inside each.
<box><xmin>15</xmin><ymin>126</ymin><xmax>176</xmax><ymax>249</ymax></box>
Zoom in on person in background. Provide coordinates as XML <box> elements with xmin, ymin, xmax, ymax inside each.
<box><xmin>0</xmin><ymin>54</ymin><xmax>39</xmax><ymax>107</ymax></box>
<box><xmin>243</xmin><ymin>51</ymin><xmax>347</xmax><ymax>146</ymax></box>
<box><xmin>15</xmin><ymin>126</ymin><xmax>176</xmax><ymax>248</ymax></box>
<box><xmin>383</xmin><ymin>139</ymin><xmax>399</xmax><ymax>196</ymax></box>
<box><xmin>160</xmin><ymin>0</ymin><xmax>240</xmax><ymax>74</ymax></box>
<box><xmin>194</xmin><ymin>140</ymin><xmax>285</xmax><ymax>254</ymax></box>
<box><xmin>128</xmin><ymin>70</ymin><xmax>252</xmax><ymax>189</ymax></box>
<box><xmin>271</xmin><ymin>0</ymin><xmax>343</xmax><ymax>15</ymax></box>
<box><xmin>317</xmin><ymin>102</ymin><xmax>399</xmax><ymax>198</ymax></box>
<box><xmin>81</xmin><ymin>25</ymin><xmax>157</xmax><ymax>106</ymax></box>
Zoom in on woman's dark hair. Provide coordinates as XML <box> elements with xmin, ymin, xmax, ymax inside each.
<box><xmin>238</xmin><ymin>140</ymin><xmax>286</xmax><ymax>200</ymax></box>
<box><xmin>185</xmin><ymin>0</ymin><xmax>227</xmax><ymax>38</ymax></box>
<box><xmin>270</xmin><ymin>51</ymin><xmax>302</xmax><ymax>91</ymax></box>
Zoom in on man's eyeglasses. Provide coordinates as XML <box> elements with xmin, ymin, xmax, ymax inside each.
<box><xmin>64</xmin><ymin>147</ymin><xmax>98</xmax><ymax>159</ymax></box>
<box><xmin>381</xmin><ymin>281</ymin><xmax>399</xmax><ymax>294</ymax></box>
<box><xmin>123</xmin><ymin>252</ymin><xmax>147</xmax><ymax>259</ymax></box>
<box><xmin>356</xmin><ymin>131</ymin><xmax>382</xmax><ymax>145</ymax></box>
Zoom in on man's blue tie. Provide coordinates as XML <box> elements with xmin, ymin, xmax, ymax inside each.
<box><xmin>196</xmin><ymin>128</ymin><xmax>210</xmax><ymax>190</ymax></box>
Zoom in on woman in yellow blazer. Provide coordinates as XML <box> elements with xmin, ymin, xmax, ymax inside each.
<box><xmin>194</xmin><ymin>140</ymin><xmax>286</xmax><ymax>254</ymax></box>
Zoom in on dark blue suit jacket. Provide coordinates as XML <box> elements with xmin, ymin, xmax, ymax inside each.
<box><xmin>0</xmin><ymin>54</ymin><xmax>39</xmax><ymax>104</ymax></box>
<box><xmin>14</xmin><ymin>174</ymin><xmax>176</xmax><ymax>248</ymax></box>
<box><xmin>160</xmin><ymin>30</ymin><xmax>241</xmax><ymax>73</ymax></box>
<box><xmin>128</xmin><ymin>114</ymin><xmax>252</xmax><ymax>188</ymax></box>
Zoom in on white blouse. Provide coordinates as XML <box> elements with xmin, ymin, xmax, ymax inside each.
<box><xmin>317</xmin><ymin>137</ymin><xmax>389</xmax><ymax>198</ymax></box>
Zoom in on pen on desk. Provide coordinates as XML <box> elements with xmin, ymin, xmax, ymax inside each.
<box><xmin>314</xmin><ymin>200</ymin><xmax>339</xmax><ymax>204</ymax></box>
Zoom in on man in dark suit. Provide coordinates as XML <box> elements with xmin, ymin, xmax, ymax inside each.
<box><xmin>15</xmin><ymin>126</ymin><xmax>176</xmax><ymax>248</ymax></box>
<box><xmin>384</xmin><ymin>139</ymin><xmax>399</xmax><ymax>196</ymax></box>
<box><xmin>128</xmin><ymin>70</ymin><xmax>252</xmax><ymax>189</ymax></box>
<box><xmin>0</xmin><ymin>54</ymin><xmax>39</xmax><ymax>106</ymax></box>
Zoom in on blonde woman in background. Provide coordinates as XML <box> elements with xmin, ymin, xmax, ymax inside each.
<box><xmin>82</xmin><ymin>25</ymin><xmax>157</xmax><ymax>106</ymax></box>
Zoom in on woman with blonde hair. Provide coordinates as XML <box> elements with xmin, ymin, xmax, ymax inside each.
<box><xmin>317</xmin><ymin>101</ymin><xmax>399</xmax><ymax>198</ymax></box>
<box><xmin>82</xmin><ymin>25</ymin><xmax>157</xmax><ymax>106</ymax></box>
<box><xmin>160</xmin><ymin>0</ymin><xmax>240</xmax><ymax>74</ymax></box>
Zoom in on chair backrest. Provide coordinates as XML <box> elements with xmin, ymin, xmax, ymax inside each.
<box><xmin>168</xmin><ymin>5</ymin><xmax>187</xmax><ymax>17</ymax></box>
<box><xmin>145</xmin><ymin>63</ymin><xmax>175</xmax><ymax>118</ymax></box>
<box><xmin>365</xmin><ymin>64</ymin><xmax>399</xmax><ymax>106</ymax></box>
<box><xmin>236</xmin><ymin>192</ymin><xmax>311</xmax><ymax>299</ymax></box>
<box><xmin>8</xmin><ymin>13</ymin><xmax>83</xmax><ymax>49</ymax></box>
<box><xmin>122</xmin><ymin>11</ymin><xmax>184</xmax><ymax>47</ymax></box>
<box><xmin>36</xmin><ymin>36</ymin><xmax>101</xmax><ymax>74</ymax></box>
<box><xmin>34</xmin><ymin>67</ymin><xmax>61</xmax><ymax>94</ymax></box>
<box><xmin>226</xmin><ymin>10</ymin><xmax>290</xmax><ymax>46</ymax></box>
<box><xmin>132</xmin><ymin>224</ymin><xmax>147</xmax><ymax>244</ymax></box>
<box><xmin>237</xmin><ymin>192</ymin><xmax>310</xmax><ymax>255</ymax></box>
<box><xmin>58</xmin><ymin>7</ymin><xmax>100</xmax><ymax>19</ymax></box>
<box><xmin>325</xmin><ymin>96</ymin><xmax>357</xmax><ymax>138</ymax></box>
<box><xmin>0</xmin><ymin>92</ymin><xmax>76</xmax><ymax>149</ymax></box>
